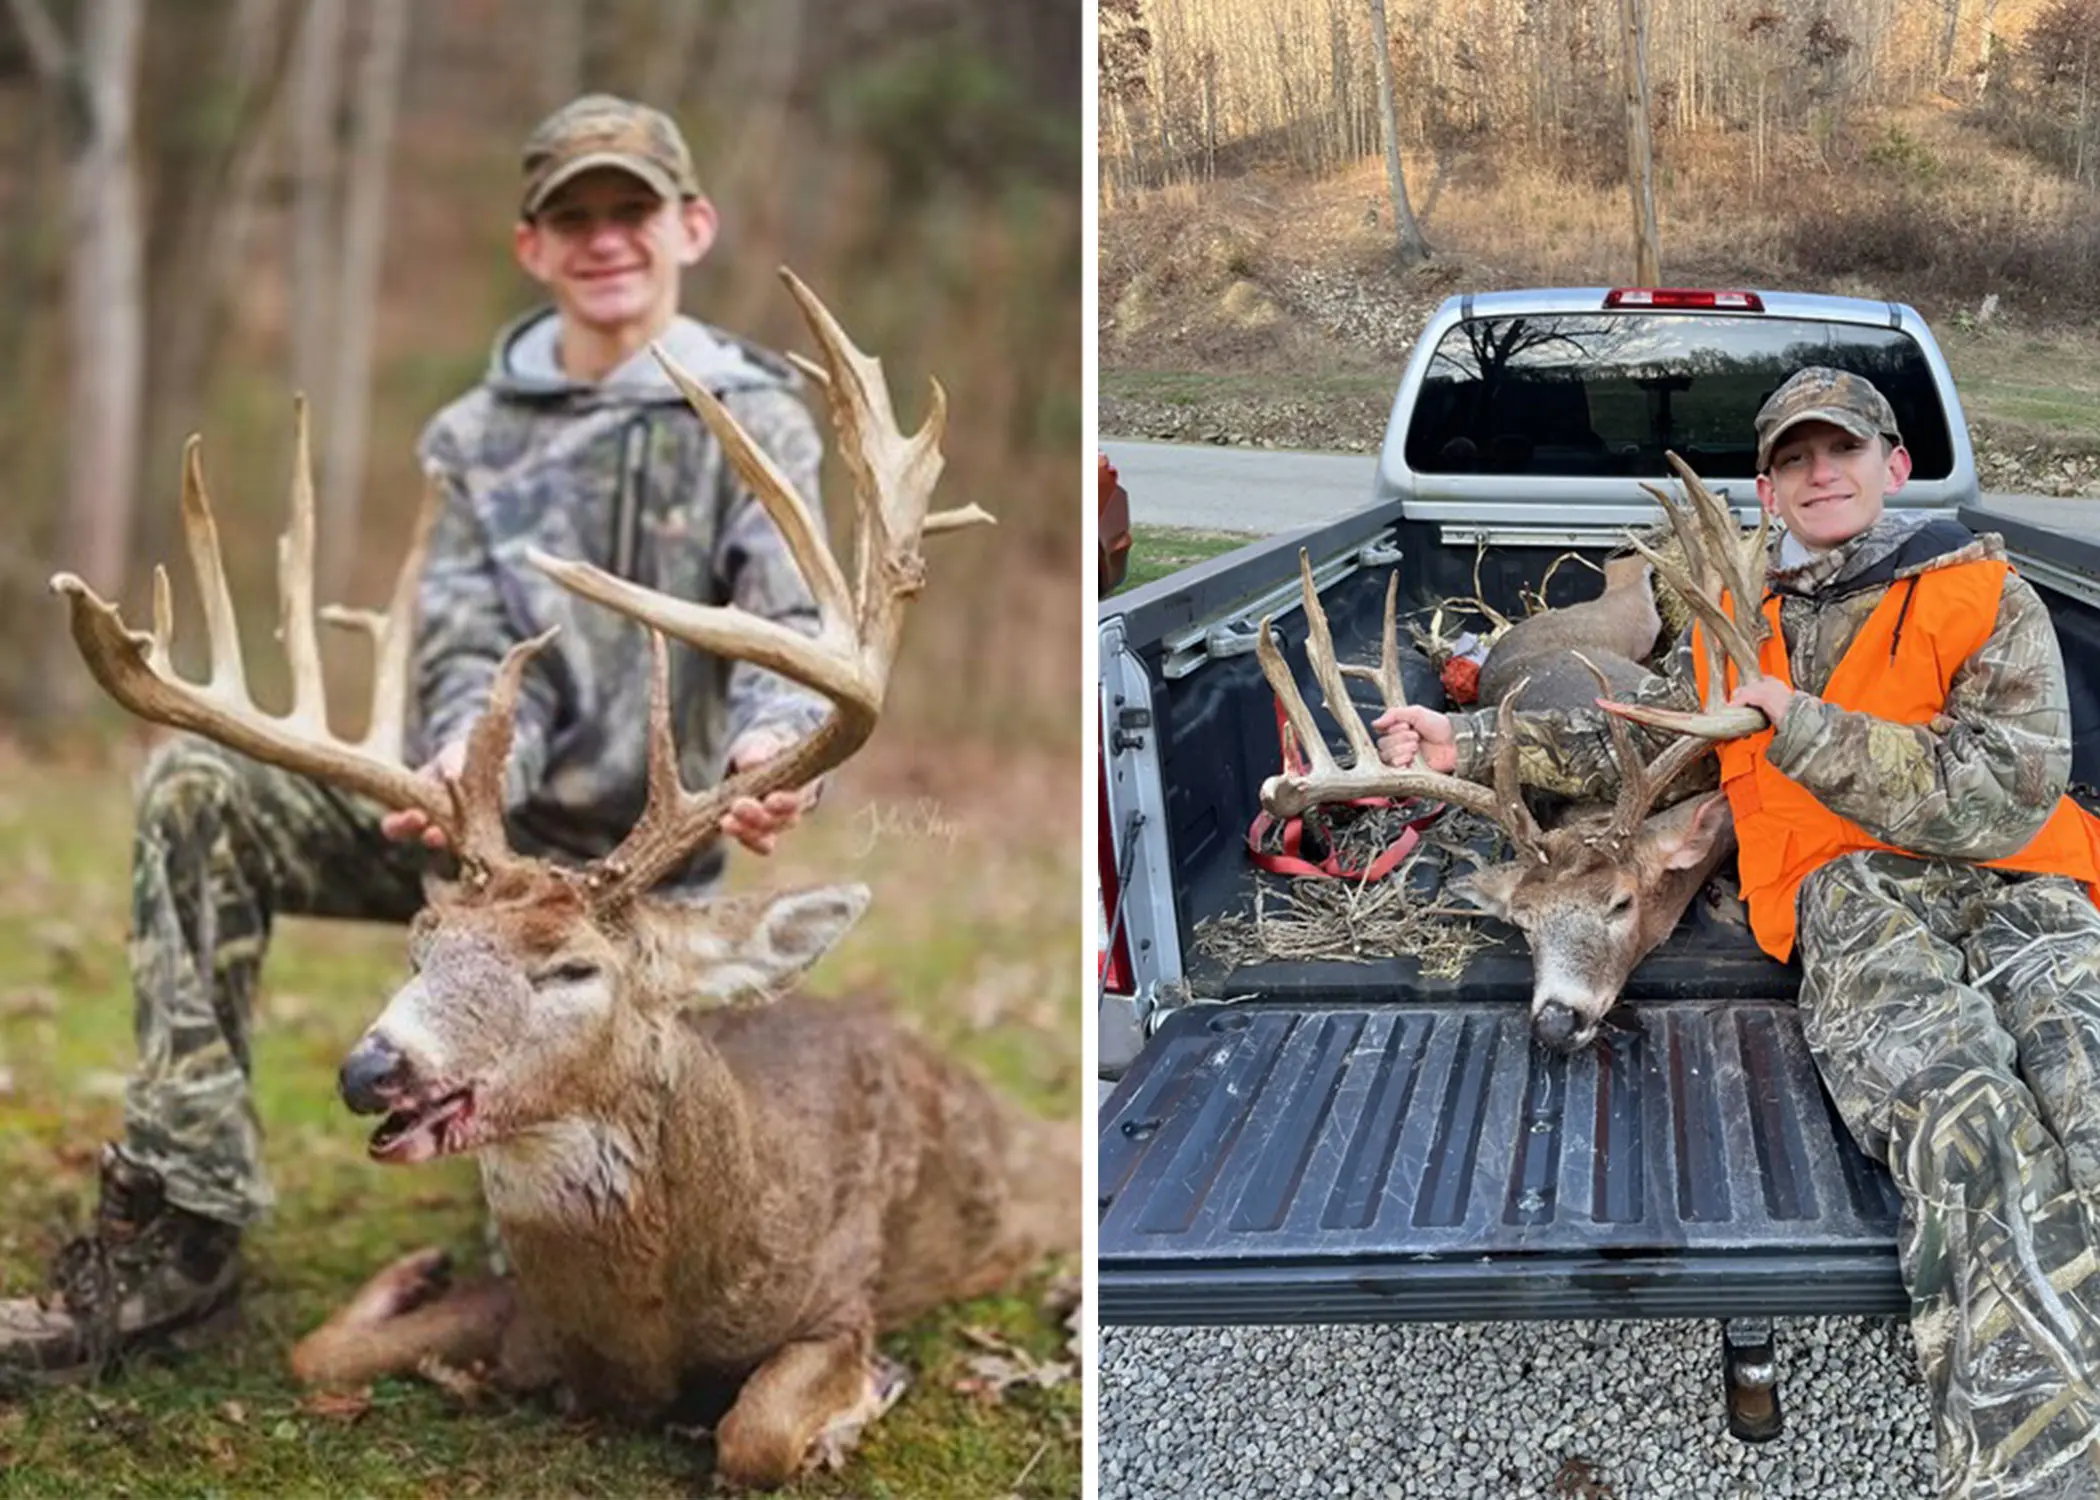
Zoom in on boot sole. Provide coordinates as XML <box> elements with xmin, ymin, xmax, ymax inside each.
<box><xmin>0</xmin><ymin>1284</ymin><xmax>242</xmax><ymax>1395</ymax></box>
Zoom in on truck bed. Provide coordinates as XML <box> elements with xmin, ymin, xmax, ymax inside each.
<box><xmin>1098</xmin><ymin>997</ymin><xmax>1906</xmax><ymax>1325</ymax></box>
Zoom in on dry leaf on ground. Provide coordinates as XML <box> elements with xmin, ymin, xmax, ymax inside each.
<box><xmin>952</xmin><ymin>1325</ymin><xmax>1076</xmax><ymax>1404</ymax></box>
<box><xmin>297</xmin><ymin>1388</ymin><xmax>373</xmax><ymax>1422</ymax></box>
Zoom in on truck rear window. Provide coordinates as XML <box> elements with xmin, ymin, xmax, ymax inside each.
<box><xmin>1404</xmin><ymin>314</ymin><xmax>1955</xmax><ymax>482</ymax></box>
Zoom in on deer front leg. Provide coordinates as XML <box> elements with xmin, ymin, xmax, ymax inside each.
<box><xmin>290</xmin><ymin>1247</ymin><xmax>516</xmax><ymax>1389</ymax></box>
<box><xmin>713</xmin><ymin>1324</ymin><xmax>909</xmax><ymax>1490</ymax></box>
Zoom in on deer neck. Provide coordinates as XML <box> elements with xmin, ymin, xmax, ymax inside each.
<box><xmin>477</xmin><ymin>1005</ymin><xmax>760</xmax><ymax>1234</ymax></box>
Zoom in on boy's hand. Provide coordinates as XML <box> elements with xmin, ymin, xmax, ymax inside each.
<box><xmin>721</xmin><ymin>727</ymin><xmax>819</xmax><ymax>857</ymax></box>
<box><xmin>1728</xmin><ymin>678</ymin><xmax>1804</xmax><ymax>729</ymax></box>
<box><xmin>1372</xmin><ymin>704</ymin><xmax>1459</xmax><ymax>774</ymax></box>
<box><xmin>381</xmin><ymin>739</ymin><xmax>469</xmax><ymax>849</ymax></box>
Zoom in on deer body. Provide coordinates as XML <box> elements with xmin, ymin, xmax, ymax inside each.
<box><xmin>55</xmin><ymin>275</ymin><xmax>1065</xmax><ymax>1488</ymax></box>
<box><xmin>472</xmin><ymin>993</ymin><xmax>1071</xmax><ymax>1417</ymax></box>
<box><xmin>1257</xmin><ymin>466</ymin><xmax>1768</xmax><ymax>1052</ymax></box>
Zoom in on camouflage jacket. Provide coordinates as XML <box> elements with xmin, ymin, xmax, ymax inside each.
<box><xmin>412</xmin><ymin>307</ymin><xmax>831</xmax><ymax>887</ymax></box>
<box><xmin>1450</xmin><ymin>512</ymin><xmax>2074</xmax><ymax>861</ymax></box>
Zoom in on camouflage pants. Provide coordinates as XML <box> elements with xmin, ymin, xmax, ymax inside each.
<box><xmin>1799</xmin><ymin>850</ymin><xmax>2100</xmax><ymax>1500</ymax></box>
<box><xmin>125</xmin><ymin>734</ymin><xmax>430</xmax><ymax>1227</ymax></box>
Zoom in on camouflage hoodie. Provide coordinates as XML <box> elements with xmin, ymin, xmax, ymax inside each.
<box><xmin>1452</xmin><ymin>512</ymin><xmax>2074</xmax><ymax>860</ymax></box>
<box><xmin>412</xmin><ymin>306</ymin><xmax>831</xmax><ymax>888</ymax></box>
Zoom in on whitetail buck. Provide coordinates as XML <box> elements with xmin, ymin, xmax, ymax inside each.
<box><xmin>50</xmin><ymin>272</ymin><xmax>1079</xmax><ymax>1490</ymax></box>
<box><xmin>1256</xmin><ymin>455</ymin><xmax>1768</xmax><ymax>1053</ymax></box>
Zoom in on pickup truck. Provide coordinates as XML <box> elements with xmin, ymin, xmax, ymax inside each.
<box><xmin>1095</xmin><ymin>287</ymin><xmax>2100</xmax><ymax>1439</ymax></box>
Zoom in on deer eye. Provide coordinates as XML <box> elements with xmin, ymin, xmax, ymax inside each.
<box><xmin>534</xmin><ymin>959</ymin><xmax>602</xmax><ymax>988</ymax></box>
<box><xmin>1606</xmin><ymin>893</ymin><xmax>1635</xmax><ymax>919</ymax></box>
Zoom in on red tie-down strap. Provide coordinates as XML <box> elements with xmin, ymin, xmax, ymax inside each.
<box><xmin>1246</xmin><ymin>693</ymin><xmax>1441</xmax><ymax>881</ymax></box>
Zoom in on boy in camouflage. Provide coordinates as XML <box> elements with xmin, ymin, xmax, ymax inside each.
<box><xmin>0</xmin><ymin>95</ymin><xmax>834</xmax><ymax>1385</ymax></box>
<box><xmin>1378</xmin><ymin>368</ymin><xmax>2100</xmax><ymax>1499</ymax></box>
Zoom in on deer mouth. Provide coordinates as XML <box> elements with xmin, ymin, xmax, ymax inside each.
<box><xmin>368</xmin><ymin>1087</ymin><xmax>476</xmax><ymax>1164</ymax></box>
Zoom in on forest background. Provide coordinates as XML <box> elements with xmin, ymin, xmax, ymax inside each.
<box><xmin>1099</xmin><ymin>0</ymin><xmax>2100</xmax><ymax>489</ymax></box>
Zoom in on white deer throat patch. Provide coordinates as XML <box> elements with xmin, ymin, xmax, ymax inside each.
<box><xmin>480</xmin><ymin>1118</ymin><xmax>646</xmax><ymax>1225</ymax></box>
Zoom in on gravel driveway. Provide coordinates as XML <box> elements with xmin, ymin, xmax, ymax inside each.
<box><xmin>1100</xmin><ymin>1316</ymin><xmax>1937</xmax><ymax>1498</ymax></box>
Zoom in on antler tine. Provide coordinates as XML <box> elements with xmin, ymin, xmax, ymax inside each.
<box><xmin>1256</xmin><ymin>553</ymin><xmax>1512</xmax><ymax>827</ymax></box>
<box><xmin>529</xmin><ymin>270</ymin><xmax>985</xmax><ymax>907</ymax></box>
<box><xmin>318</xmin><ymin>469</ymin><xmax>445</xmax><ymax>761</ymax></box>
<box><xmin>50</xmin><ymin>412</ymin><xmax>455</xmax><ymax>831</ymax></box>
<box><xmin>1606</xmin><ymin>454</ymin><xmax>1774</xmax><ymax>741</ymax></box>
<box><xmin>447</xmin><ymin>628</ymin><xmax>560</xmax><ymax>881</ymax></box>
<box><xmin>1488</xmin><ymin>685</ymin><xmax>1550</xmax><ymax>864</ymax></box>
<box><xmin>1293</xmin><ymin>550</ymin><xmax>1382</xmax><ymax>767</ymax></box>
<box><xmin>1338</xmin><ymin>571</ymin><xmax>1406</xmax><ymax>711</ymax></box>
<box><xmin>279</xmin><ymin>396</ymin><xmax>327</xmax><ymax>734</ymax></box>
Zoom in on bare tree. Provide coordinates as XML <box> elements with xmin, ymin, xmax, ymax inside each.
<box><xmin>8</xmin><ymin>0</ymin><xmax>147</xmax><ymax>720</ymax></box>
<box><xmin>1620</xmin><ymin>0</ymin><xmax>1662</xmax><ymax>283</ymax></box>
<box><xmin>292</xmin><ymin>0</ymin><xmax>345</xmax><ymax>435</ymax></box>
<box><xmin>1366</xmin><ymin>0</ymin><xmax>1430</xmax><ymax>264</ymax></box>
<box><xmin>320</xmin><ymin>0</ymin><xmax>412</xmax><ymax>603</ymax></box>
<box><xmin>641</xmin><ymin>0</ymin><xmax>706</xmax><ymax>106</ymax></box>
<box><xmin>539</xmin><ymin>0</ymin><xmax>586</xmax><ymax>108</ymax></box>
<box><xmin>138</xmin><ymin>0</ymin><xmax>297</xmax><ymax>569</ymax></box>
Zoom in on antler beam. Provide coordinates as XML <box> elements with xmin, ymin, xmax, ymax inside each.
<box><xmin>530</xmin><ymin>268</ymin><xmax>990</xmax><ymax>909</ymax></box>
<box><xmin>1255</xmin><ymin>549</ymin><xmax>1551</xmax><ymax>863</ymax></box>
<box><xmin>52</xmin><ymin>400</ymin><xmax>454</xmax><ymax>832</ymax></box>
<box><xmin>1601</xmin><ymin>450</ymin><xmax>1772</xmax><ymax>740</ymax></box>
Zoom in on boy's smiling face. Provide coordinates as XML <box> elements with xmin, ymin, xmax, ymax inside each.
<box><xmin>1756</xmin><ymin>421</ymin><xmax>1913</xmax><ymax>551</ymax></box>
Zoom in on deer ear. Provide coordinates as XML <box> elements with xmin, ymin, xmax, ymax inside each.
<box><xmin>1452</xmin><ymin>862</ymin><xmax>1524</xmax><ymax>920</ymax></box>
<box><xmin>1655</xmin><ymin>792</ymin><xmax>1732</xmax><ymax>872</ymax></box>
<box><xmin>705</xmin><ymin>884</ymin><xmax>869</xmax><ymax>1002</ymax></box>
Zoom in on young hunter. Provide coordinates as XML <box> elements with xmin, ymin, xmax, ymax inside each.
<box><xmin>0</xmin><ymin>94</ymin><xmax>831</xmax><ymax>1385</ymax></box>
<box><xmin>1379</xmin><ymin>367</ymin><xmax>2100</xmax><ymax>1499</ymax></box>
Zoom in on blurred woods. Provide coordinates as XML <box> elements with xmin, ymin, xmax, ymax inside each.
<box><xmin>0</xmin><ymin>0</ymin><xmax>1081</xmax><ymax>755</ymax></box>
<box><xmin>1100</xmin><ymin>0</ymin><xmax>2100</xmax><ymax>301</ymax></box>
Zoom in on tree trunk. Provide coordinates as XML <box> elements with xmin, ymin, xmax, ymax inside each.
<box><xmin>292</xmin><ymin>0</ymin><xmax>345</xmax><ymax>435</ymax></box>
<box><xmin>23</xmin><ymin>0</ymin><xmax>146</xmax><ymax>721</ymax></box>
<box><xmin>1619</xmin><ymin>0</ymin><xmax>1662</xmax><ymax>284</ymax></box>
<box><xmin>138</xmin><ymin>0</ymin><xmax>295</xmax><ymax>570</ymax></box>
<box><xmin>538</xmin><ymin>0</ymin><xmax>585</xmax><ymax>109</ymax></box>
<box><xmin>641</xmin><ymin>0</ymin><xmax>705</xmax><ymax>107</ymax></box>
<box><xmin>1366</xmin><ymin>0</ymin><xmax>1429</xmax><ymax>265</ymax></box>
<box><xmin>320</xmin><ymin>0</ymin><xmax>410</xmax><ymax>604</ymax></box>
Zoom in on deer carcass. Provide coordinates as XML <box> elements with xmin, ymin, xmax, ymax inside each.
<box><xmin>1256</xmin><ymin>456</ymin><xmax>1767</xmax><ymax>1052</ymax></box>
<box><xmin>49</xmin><ymin>272</ymin><xmax>1078</xmax><ymax>1490</ymax></box>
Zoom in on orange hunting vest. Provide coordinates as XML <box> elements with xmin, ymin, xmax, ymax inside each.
<box><xmin>1691</xmin><ymin>558</ymin><xmax>2100</xmax><ymax>963</ymax></box>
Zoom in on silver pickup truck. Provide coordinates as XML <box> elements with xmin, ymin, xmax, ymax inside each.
<box><xmin>1097</xmin><ymin>286</ymin><xmax>2100</xmax><ymax>1438</ymax></box>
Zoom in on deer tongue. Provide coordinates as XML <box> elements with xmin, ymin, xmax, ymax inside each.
<box><xmin>369</xmin><ymin>1088</ymin><xmax>474</xmax><ymax>1165</ymax></box>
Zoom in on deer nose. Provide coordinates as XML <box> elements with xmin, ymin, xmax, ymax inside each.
<box><xmin>339</xmin><ymin>1036</ymin><xmax>409</xmax><ymax>1115</ymax></box>
<box><xmin>1534</xmin><ymin>1003</ymin><xmax>1583</xmax><ymax>1053</ymax></box>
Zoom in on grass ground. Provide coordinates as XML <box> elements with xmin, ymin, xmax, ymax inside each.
<box><xmin>0</xmin><ymin>741</ymin><xmax>1081</xmax><ymax>1498</ymax></box>
<box><xmin>1114</xmin><ymin>525</ymin><xmax>1259</xmax><ymax>593</ymax></box>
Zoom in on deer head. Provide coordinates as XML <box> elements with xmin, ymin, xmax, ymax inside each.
<box><xmin>52</xmin><ymin>270</ymin><xmax>992</xmax><ymax>1164</ymax></box>
<box><xmin>1254</xmin><ymin>452</ymin><xmax>1764</xmax><ymax>1052</ymax></box>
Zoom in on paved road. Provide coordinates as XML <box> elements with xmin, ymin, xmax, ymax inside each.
<box><xmin>1103</xmin><ymin>439</ymin><xmax>1376</xmax><ymax>534</ymax></box>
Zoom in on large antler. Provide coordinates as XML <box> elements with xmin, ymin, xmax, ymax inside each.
<box><xmin>1603</xmin><ymin>451</ymin><xmax>1772</xmax><ymax>740</ymax></box>
<box><xmin>1256</xmin><ymin>550</ymin><xmax>1550</xmax><ymax>865</ymax></box>
<box><xmin>527</xmin><ymin>268</ymin><xmax>993</xmax><ymax>909</ymax></box>
<box><xmin>51</xmin><ymin>398</ymin><xmax>460</xmax><ymax>837</ymax></box>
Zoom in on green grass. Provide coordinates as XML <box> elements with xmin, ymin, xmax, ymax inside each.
<box><xmin>1116</xmin><ymin>525</ymin><xmax>1260</xmax><ymax>593</ymax></box>
<box><xmin>1941</xmin><ymin>328</ymin><xmax>2100</xmax><ymax>454</ymax></box>
<box><xmin>0</xmin><ymin>750</ymin><xmax>1080</xmax><ymax>1498</ymax></box>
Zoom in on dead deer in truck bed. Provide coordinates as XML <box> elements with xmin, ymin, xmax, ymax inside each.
<box><xmin>50</xmin><ymin>271</ymin><xmax>1079</xmax><ymax>1490</ymax></box>
<box><xmin>1255</xmin><ymin>455</ymin><xmax>1767</xmax><ymax>1052</ymax></box>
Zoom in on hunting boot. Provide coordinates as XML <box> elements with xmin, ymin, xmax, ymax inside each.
<box><xmin>0</xmin><ymin>1144</ymin><xmax>241</xmax><ymax>1389</ymax></box>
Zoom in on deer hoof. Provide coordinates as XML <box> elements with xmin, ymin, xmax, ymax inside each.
<box><xmin>338</xmin><ymin>1247</ymin><xmax>452</xmax><ymax>1328</ymax></box>
<box><xmin>801</xmin><ymin>1354</ymin><xmax>911</xmax><ymax>1475</ymax></box>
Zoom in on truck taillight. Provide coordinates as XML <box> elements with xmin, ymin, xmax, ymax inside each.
<box><xmin>1604</xmin><ymin>288</ymin><xmax>1765</xmax><ymax>312</ymax></box>
<box><xmin>1098</xmin><ymin>738</ymin><xmax>1135</xmax><ymax>995</ymax></box>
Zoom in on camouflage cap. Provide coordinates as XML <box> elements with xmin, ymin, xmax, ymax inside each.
<box><xmin>1755</xmin><ymin>366</ymin><xmax>1903</xmax><ymax>472</ymax></box>
<box><xmin>520</xmin><ymin>93</ymin><xmax>700</xmax><ymax>217</ymax></box>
